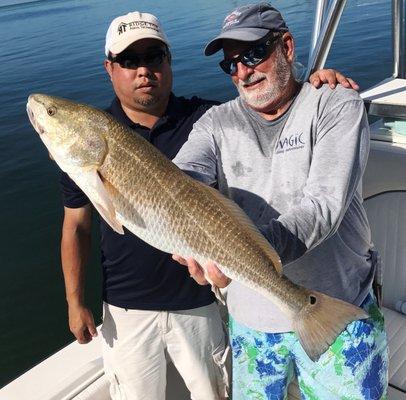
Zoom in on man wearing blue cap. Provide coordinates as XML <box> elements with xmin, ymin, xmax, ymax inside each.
<box><xmin>173</xmin><ymin>2</ymin><xmax>388</xmax><ymax>399</ymax></box>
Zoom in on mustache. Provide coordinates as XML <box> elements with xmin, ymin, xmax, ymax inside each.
<box><xmin>135</xmin><ymin>79</ymin><xmax>158</xmax><ymax>89</ymax></box>
<box><xmin>238</xmin><ymin>72</ymin><xmax>267</xmax><ymax>88</ymax></box>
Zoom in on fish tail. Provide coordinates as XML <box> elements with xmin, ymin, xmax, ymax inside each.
<box><xmin>293</xmin><ymin>290</ymin><xmax>369</xmax><ymax>362</ymax></box>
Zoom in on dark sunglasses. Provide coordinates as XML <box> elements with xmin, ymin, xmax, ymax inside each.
<box><xmin>109</xmin><ymin>48</ymin><xmax>168</xmax><ymax>69</ymax></box>
<box><xmin>219</xmin><ymin>33</ymin><xmax>281</xmax><ymax>75</ymax></box>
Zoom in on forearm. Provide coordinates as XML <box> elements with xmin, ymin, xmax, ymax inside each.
<box><xmin>259</xmin><ymin>220</ymin><xmax>307</xmax><ymax>265</ymax></box>
<box><xmin>61</xmin><ymin>226</ymin><xmax>91</xmax><ymax>307</ymax></box>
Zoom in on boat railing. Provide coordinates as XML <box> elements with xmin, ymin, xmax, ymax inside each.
<box><xmin>393</xmin><ymin>0</ymin><xmax>406</xmax><ymax>79</ymax></box>
<box><xmin>307</xmin><ymin>0</ymin><xmax>327</xmax><ymax>64</ymax></box>
<box><xmin>306</xmin><ymin>0</ymin><xmax>406</xmax><ymax>81</ymax></box>
<box><xmin>304</xmin><ymin>0</ymin><xmax>347</xmax><ymax>82</ymax></box>
<box><xmin>306</xmin><ymin>0</ymin><xmax>406</xmax><ymax>141</ymax></box>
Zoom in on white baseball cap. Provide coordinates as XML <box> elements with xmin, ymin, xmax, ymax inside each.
<box><xmin>105</xmin><ymin>11</ymin><xmax>170</xmax><ymax>57</ymax></box>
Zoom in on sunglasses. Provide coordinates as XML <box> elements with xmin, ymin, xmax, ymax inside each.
<box><xmin>109</xmin><ymin>48</ymin><xmax>168</xmax><ymax>70</ymax></box>
<box><xmin>219</xmin><ymin>33</ymin><xmax>280</xmax><ymax>75</ymax></box>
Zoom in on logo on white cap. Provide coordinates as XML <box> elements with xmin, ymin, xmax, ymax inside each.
<box><xmin>117</xmin><ymin>20</ymin><xmax>160</xmax><ymax>35</ymax></box>
<box><xmin>117</xmin><ymin>22</ymin><xmax>127</xmax><ymax>35</ymax></box>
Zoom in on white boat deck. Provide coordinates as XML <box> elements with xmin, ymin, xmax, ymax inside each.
<box><xmin>361</xmin><ymin>78</ymin><xmax>406</xmax><ymax>119</ymax></box>
<box><xmin>361</xmin><ymin>77</ymin><xmax>406</xmax><ymax>107</ymax></box>
<box><xmin>361</xmin><ymin>78</ymin><xmax>406</xmax><ymax>107</ymax></box>
<box><xmin>0</xmin><ymin>331</ymin><xmax>105</xmax><ymax>400</ymax></box>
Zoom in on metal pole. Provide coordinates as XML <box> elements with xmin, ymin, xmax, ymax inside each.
<box><xmin>392</xmin><ymin>0</ymin><xmax>406</xmax><ymax>78</ymax></box>
<box><xmin>305</xmin><ymin>0</ymin><xmax>347</xmax><ymax>81</ymax></box>
<box><xmin>309</xmin><ymin>0</ymin><xmax>328</xmax><ymax>57</ymax></box>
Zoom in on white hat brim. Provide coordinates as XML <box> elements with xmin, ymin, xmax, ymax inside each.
<box><xmin>107</xmin><ymin>32</ymin><xmax>170</xmax><ymax>56</ymax></box>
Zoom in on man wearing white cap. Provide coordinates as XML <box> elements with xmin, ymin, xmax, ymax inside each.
<box><xmin>174</xmin><ymin>2</ymin><xmax>388</xmax><ymax>399</ymax></box>
<box><xmin>60</xmin><ymin>11</ymin><xmax>228</xmax><ymax>400</ymax></box>
<box><xmin>59</xmin><ymin>8</ymin><xmax>360</xmax><ymax>400</ymax></box>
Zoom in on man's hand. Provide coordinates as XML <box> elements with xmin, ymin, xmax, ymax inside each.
<box><xmin>68</xmin><ymin>304</ymin><xmax>97</xmax><ymax>344</ymax></box>
<box><xmin>172</xmin><ymin>255</ymin><xmax>231</xmax><ymax>288</ymax></box>
<box><xmin>309</xmin><ymin>69</ymin><xmax>359</xmax><ymax>90</ymax></box>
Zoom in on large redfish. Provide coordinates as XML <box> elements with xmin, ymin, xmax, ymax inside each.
<box><xmin>27</xmin><ymin>94</ymin><xmax>368</xmax><ymax>361</ymax></box>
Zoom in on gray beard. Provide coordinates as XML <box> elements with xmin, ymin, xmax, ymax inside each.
<box><xmin>237</xmin><ymin>46</ymin><xmax>292</xmax><ymax>109</ymax></box>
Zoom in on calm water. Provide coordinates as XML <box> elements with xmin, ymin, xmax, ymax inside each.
<box><xmin>0</xmin><ymin>0</ymin><xmax>392</xmax><ymax>387</ymax></box>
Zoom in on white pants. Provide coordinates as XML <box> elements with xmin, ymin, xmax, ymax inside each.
<box><xmin>101</xmin><ymin>302</ymin><xmax>229</xmax><ymax>400</ymax></box>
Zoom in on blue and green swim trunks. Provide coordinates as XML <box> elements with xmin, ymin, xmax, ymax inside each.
<box><xmin>229</xmin><ymin>294</ymin><xmax>388</xmax><ymax>400</ymax></box>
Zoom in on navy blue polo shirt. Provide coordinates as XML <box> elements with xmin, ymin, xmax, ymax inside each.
<box><xmin>60</xmin><ymin>94</ymin><xmax>219</xmax><ymax>310</ymax></box>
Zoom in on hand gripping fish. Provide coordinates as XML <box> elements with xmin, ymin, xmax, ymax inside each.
<box><xmin>27</xmin><ymin>94</ymin><xmax>368</xmax><ymax>361</ymax></box>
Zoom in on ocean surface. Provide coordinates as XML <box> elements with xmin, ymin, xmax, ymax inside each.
<box><xmin>0</xmin><ymin>0</ymin><xmax>392</xmax><ymax>388</ymax></box>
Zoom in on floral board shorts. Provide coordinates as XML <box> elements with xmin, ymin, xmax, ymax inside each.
<box><xmin>229</xmin><ymin>294</ymin><xmax>388</xmax><ymax>400</ymax></box>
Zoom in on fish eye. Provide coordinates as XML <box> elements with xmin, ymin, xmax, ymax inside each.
<box><xmin>47</xmin><ymin>106</ymin><xmax>57</xmax><ymax>116</ymax></box>
<box><xmin>309</xmin><ymin>295</ymin><xmax>317</xmax><ymax>305</ymax></box>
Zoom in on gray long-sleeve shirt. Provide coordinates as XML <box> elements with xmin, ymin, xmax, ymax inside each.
<box><xmin>173</xmin><ymin>83</ymin><xmax>375</xmax><ymax>332</ymax></box>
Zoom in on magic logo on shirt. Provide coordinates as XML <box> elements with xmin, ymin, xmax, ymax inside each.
<box><xmin>276</xmin><ymin>133</ymin><xmax>305</xmax><ymax>154</ymax></box>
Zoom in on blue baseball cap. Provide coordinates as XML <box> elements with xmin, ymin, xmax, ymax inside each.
<box><xmin>204</xmin><ymin>2</ymin><xmax>288</xmax><ymax>56</ymax></box>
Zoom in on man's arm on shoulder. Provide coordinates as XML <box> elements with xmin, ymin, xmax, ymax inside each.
<box><xmin>61</xmin><ymin>199</ymin><xmax>97</xmax><ymax>343</ymax></box>
<box><xmin>309</xmin><ymin>69</ymin><xmax>359</xmax><ymax>90</ymax></box>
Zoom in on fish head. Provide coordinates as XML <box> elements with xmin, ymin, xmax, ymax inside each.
<box><xmin>27</xmin><ymin>94</ymin><xmax>108</xmax><ymax>174</ymax></box>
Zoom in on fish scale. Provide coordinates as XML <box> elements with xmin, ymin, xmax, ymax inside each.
<box><xmin>95</xmin><ymin>116</ymin><xmax>289</xmax><ymax>293</ymax></box>
<box><xmin>27</xmin><ymin>94</ymin><xmax>370</xmax><ymax>361</ymax></box>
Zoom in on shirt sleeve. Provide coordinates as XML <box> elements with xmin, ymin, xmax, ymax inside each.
<box><xmin>261</xmin><ymin>98</ymin><xmax>370</xmax><ymax>264</ymax></box>
<box><xmin>59</xmin><ymin>171</ymin><xmax>90</xmax><ymax>208</ymax></box>
<box><xmin>173</xmin><ymin>108</ymin><xmax>218</xmax><ymax>187</ymax></box>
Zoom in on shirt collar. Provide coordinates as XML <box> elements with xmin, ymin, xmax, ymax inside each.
<box><xmin>164</xmin><ymin>93</ymin><xmax>186</xmax><ymax>123</ymax></box>
<box><xmin>109</xmin><ymin>97</ymin><xmax>138</xmax><ymax>128</ymax></box>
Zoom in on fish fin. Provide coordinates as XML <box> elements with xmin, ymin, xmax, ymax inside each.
<box><xmin>197</xmin><ymin>183</ymin><xmax>282</xmax><ymax>275</ymax></box>
<box><xmin>294</xmin><ymin>290</ymin><xmax>369</xmax><ymax>362</ymax></box>
<box><xmin>103</xmin><ymin>179</ymin><xmax>146</xmax><ymax>229</ymax></box>
<box><xmin>69</xmin><ymin>170</ymin><xmax>124</xmax><ymax>234</ymax></box>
